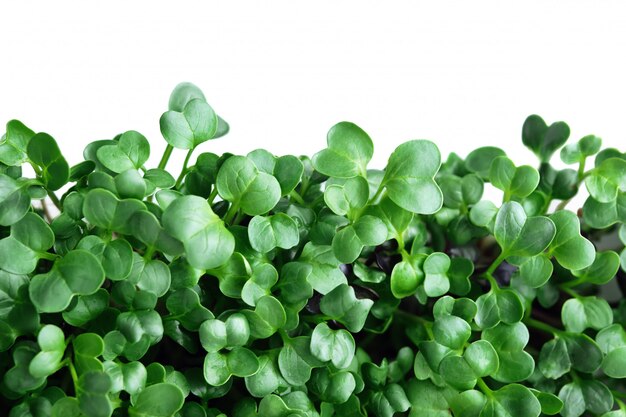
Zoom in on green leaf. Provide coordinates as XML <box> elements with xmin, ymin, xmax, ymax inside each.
<box><xmin>76</xmin><ymin>371</ymin><xmax>113</xmax><ymax>417</ymax></box>
<box><xmin>332</xmin><ymin>215</ymin><xmax>387</xmax><ymax>264</ymax></box>
<box><xmin>0</xmin><ymin>174</ymin><xmax>32</xmax><ymax>226</ymax></box>
<box><xmin>381</xmin><ymin>140</ymin><xmax>443</xmax><ymax>214</ymax></box>
<box><xmin>463</xmin><ymin>340</ymin><xmax>499</xmax><ymax>377</ymax></box>
<box><xmin>469</xmin><ymin>200</ymin><xmax>498</xmax><ymax>229</ymax></box>
<box><xmin>29</xmin><ymin>325</ymin><xmax>65</xmax><ymax>378</ymax></box>
<box><xmin>517</xmin><ymin>255</ymin><xmax>553</xmax><ymax>288</ymax></box>
<box><xmin>97</xmin><ymin>131</ymin><xmax>150</xmax><ymax>173</ymax></box>
<box><xmin>481</xmin><ymin>322</ymin><xmax>535</xmax><ymax>383</ymax></box>
<box><xmin>433</xmin><ymin>315</ymin><xmax>471</xmax><ymax>350</ymax></box>
<box><xmin>475</xmin><ymin>289</ymin><xmax>524</xmax><ymax>329</ymax></box>
<box><xmin>319</xmin><ymin>284</ymin><xmax>374</xmax><ymax>332</ymax></box>
<box><xmin>522</xmin><ymin>115</ymin><xmax>570</xmax><ymax>162</ymax></box>
<box><xmin>559</xmin><ymin>380</ymin><xmax>613</xmax><ymax>417</ymax></box>
<box><xmin>324</xmin><ymin>176</ymin><xmax>369</xmax><ymax>217</ymax></box>
<box><xmin>481</xmin><ymin>384</ymin><xmax>541</xmax><ymax>417</ymax></box>
<box><xmin>29</xmin><ymin>249</ymin><xmax>105</xmax><ymax>313</ymax></box>
<box><xmin>366</xmin><ymin>384</ymin><xmax>411</xmax><ymax>417</ymax></box>
<box><xmin>136</xmin><ymin>260</ymin><xmax>172</xmax><ymax>297</ymax></box>
<box><xmin>298</xmin><ymin>243</ymin><xmax>347</xmax><ymax>294</ymax></box>
<box><xmin>312</xmin><ymin>122</ymin><xmax>373</xmax><ymax>178</ymax></box>
<box><xmin>216</xmin><ymin>156</ymin><xmax>281</xmax><ymax>215</ymax></box>
<box><xmin>83</xmin><ymin>188</ymin><xmax>146</xmax><ymax>234</ymax></box>
<box><xmin>582</xmin><ymin>193</ymin><xmax>626</xmax><ymax>229</ymax></box>
<box><xmin>423</xmin><ymin>252</ymin><xmax>451</xmax><ymax>297</ymax></box>
<box><xmin>530</xmin><ymin>389</ymin><xmax>563</xmax><ymax>416</ymax></box>
<box><xmin>390</xmin><ymin>257</ymin><xmax>425</xmax><ymax>299</ymax></box>
<box><xmin>130</xmin><ymin>210</ymin><xmax>184</xmax><ymax>257</ymax></box>
<box><xmin>494</xmin><ymin>201</ymin><xmax>555</xmax><ymax>260</ymax></box>
<box><xmin>160</xmin><ymin>99</ymin><xmax>218</xmax><ymax>150</ymax></box>
<box><xmin>247</xmin><ymin>213</ymin><xmax>299</xmax><ymax>253</ymax></box>
<box><xmin>0</xmin><ymin>212</ymin><xmax>54</xmax><ymax>274</ymax></box>
<box><xmin>162</xmin><ymin>195</ymin><xmax>235</xmax><ymax>270</ymax></box>
<box><xmin>74</xmin><ymin>333</ymin><xmax>105</xmax><ymax>375</ymax></box>
<box><xmin>244</xmin><ymin>355</ymin><xmax>284</xmax><ymax>398</ymax></box>
<box><xmin>571</xmin><ymin>251</ymin><xmax>620</xmax><ymax>286</ymax></box>
<box><xmin>538</xmin><ymin>337</ymin><xmax>571</xmax><ymax>379</ymax></box>
<box><xmin>562</xmin><ymin>333</ymin><xmax>603</xmax><ymax>373</ymax></box>
<box><xmin>0</xmin><ymin>120</ymin><xmax>35</xmax><ymax>166</ymax></box>
<box><xmin>129</xmin><ymin>383</ymin><xmax>184</xmax><ymax>417</ymax></box>
<box><xmin>465</xmin><ymin>146</ymin><xmax>506</xmax><ymax>179</ymax></box>
<box><xmin>562</xmin><ymin>296</ymin><xmax>613</xmax><ymax>333</ymax></box>
<box><xmin>278</xmin><ymin>336</ymin><xmax>322</xmax><ymax>386</ymax></box>
<box><xmin>602</xmin><ymin>346</ymin><xmax>626</xmax><ymax>378</ymax></box>
<box><xmin>561</xmin><ymin>135</ymin><xmax>602</xmax><ymax>164</ymax></box>
<box><xmin>241</xmin><ymin>263</ymin><xmax>278</xmax><ymax>306</ymax></box>
<box><xmin>489</xmin><ymin>156</ymin><xmax>539</xmax><ymax>199</ymax></box>
<box><xmin>27</xmin><ymin>132</ymin><xmax>69</xmax><ymax>191</ymax></box>
<box><xmin>585</xmin><ymin>157</ymin><xmax>626</xmax><ymax>202</ymax></box>
<box><xmin>449</xmin><ymin>390</ymin><xmax>486</xmax><ymax>417</ymax></box>
<box><xmin>405</xmin><ymin>378</ymin><xmax>453</xmax><ymax>417</ymax></box>
<box><xmin>309</xmin><ymin>368</ymin><xmax>356</xmax><ymax>404</ymax></box>
<box><xmin>310</xmin><ymin>323</ymin><xmax>355</xmax><ymax>369</ymax></box>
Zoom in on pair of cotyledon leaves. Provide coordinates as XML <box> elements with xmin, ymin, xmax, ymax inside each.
<box><xmin>312</xmin><ymin>122</ymin><xmax>444</xmax><ymax>215</ymax></box>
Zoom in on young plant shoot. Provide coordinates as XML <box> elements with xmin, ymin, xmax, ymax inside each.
<box><xmin>1</xmin><ymin>83</ymin><xmax>626</xmax><ymax>417</ymax></box>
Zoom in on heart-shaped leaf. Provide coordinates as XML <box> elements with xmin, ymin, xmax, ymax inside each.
<box><xmin>27</xmin><ymin>132</ymin><xmax>69</xmax><ymax>191</ymax></box>
<box><xmin>29</xmin><ymin>249</ymin><xmax>105</xmax><ymax>313</ymax></box>
<box><xmin>160</xmin><ymin>99</ymin><xmax>218</xmax><ymax>150</ymax></box>
<box><xmin>162</xmin><ymin>195</ymin><xmax>234</xmax><ymax>270</ymax></box>
<box><xmin>494</xmin><ymin>201</ymin><xmax>555</xmax><ymax>261</ymax></box>
<box><xmin>548</xmin><ymin>210</ymin><xmax>595</xmax><ymax>270</ymax></box>
<box><xmin>96</xmin><ymin>130</ymin><xmax>150</xmax><ymax>173</ymax></box>
<box><xmin>380</xmin><ymin>140</ymin><xmax>443</xmax><ymax>214</ymax></box>
<box><xmin>312</xmin><ymin>122</ymin><xmax>373</xmax><ymax>178</ymax></box>
<box><xmin>522</xmin><ymin>115</ymin><xmax>570</xmax><ymax>163</ymax></box>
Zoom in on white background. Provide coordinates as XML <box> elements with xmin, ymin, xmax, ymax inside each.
<box><xmin>1</xmin><ymin>1</ymin><xmax>625</xmax><ymax>183</ymax></box>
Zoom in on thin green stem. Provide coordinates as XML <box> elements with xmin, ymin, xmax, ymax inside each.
<box><xmin>368</xmin><ymin>182</ymin><xmax>386</xmax><ymax>205</ymax></box>
<box><xmin>560</xmin><ymin>277</ymin><xmax>586</xmax><ymax>289</ymax></box>
<box><xmin>207</xmin><ymin>187</ymin><xmax>219</xmax><ymax>205</ymax></box>
<box><xmin>289</xmin><ymin>190</ymin><xmax>305</xmax><ymax>205</ymax></box>
<box><xmin>28</xmin><ymin>160</ymin><xmax>42</xmax><ymax>176</ymax></box>
<box><xmin>47</xmin><ymin>191</ymin><xmax>62</xmax><ymax>211</ymax></box>
<box><xmin>174</xmin><ymin>148</ymin><xmax>194</xmax><ymax>189</ymax></box>
<box><xmin>233</xmin><ymin>211</ymin><xmax>245</xmax><ymax>226</ymax></box>
<box><xmin>524</xmin><ymin>317</ymin><xmax>564</xmax><ymax>336</ymax></box>
<box><xmin>556</xmin><ymin>159</ymin><xmax>588</xmax><ymax>211</ymax></box>
<box><xmin>483</xmin><ymin>272</ymin><xmax>499</xmax><ymax>290</ymax></box>
<box><xmin>612</xmin><ymin>390</ymin><xmax>626</xmax><ymax>401</ymax></box>
<box><xmin>577</xmin><ymin>158</ymin><xmax>587</xmax><ymax>182</ymax></box>
<box><xmin>158</xmin><ymin>144</ymin><xmax>174</xmax><ymax>170</ymax></box>
<box><xmin>143</xmin><ymin>246</ymin><xmax>156</xmax><ymax>261</ymax></box>
<box><xmin>38</xmin><ymin>251</ymin><xmax>60</xmax><ymax>261</ymax></box>
<box><xmin>476</xmin><ymin>378</ymin><xmax>494</xmax><ymax>398</ymax></box>
<box><xmin>67</xmin><ymin>360</ymin><xmax>79</xmax><ymax>395</ymax></box>
<box><xmin>224</xmin><ymin>202</ymin><xmax>240</xmax><ymax>225</ymax></box>
<box><xmin>561</xmin><ymin>286</ymin><xmax>581</xmax><ymax>300</ymax></box>
<box><xmin>486</xmin><ymin>252</ymin><xmax>506</xmax><ymax>276</ymax></box>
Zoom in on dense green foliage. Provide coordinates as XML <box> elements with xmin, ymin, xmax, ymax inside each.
<box><xmin>1</xmin><ymin>83</ymin><xmax>626</xmax><ymax>417</ymax></box>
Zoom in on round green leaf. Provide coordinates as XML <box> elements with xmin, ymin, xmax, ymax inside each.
<box><xmin>29</xmin><ymin>250</ymin><xmax>105</xmax><ymax>313</ymax></box>
<box><xmin>216</xmin><ymin>156</ymin><xmax>281</xmax><ymax>215</ymax></box>
<box><xmin>382</xmin><ymin>140</ymin><xmax>442</xmax><ymax>214</ymax></box>
<box><xmin>128</xmin><ymin>382</ymin><xmax>184</xmax><ymax>417</ymax></box>
<box><xmin>160</xmin><ymin>99</ymin><xmax>218</xmax><ymax>150</ymax></box>
<box><xmin>162</xmin><ymin>195</ymin><xmax>235</xmax><ymax>270</ymax></box>
<box><xmin>310</xmin><ymin>323</ymin><xmax>355</xmax><ymax>369</ymax></box>
<box><xmin>248</xmin><ymin>213</ymin><xmax>299</xmax><ymax>253</ymax></box>
<box><xmin>312</xmin><ymin>122</ymin><xmax>373</xmax><ymax>178</ymax></box>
